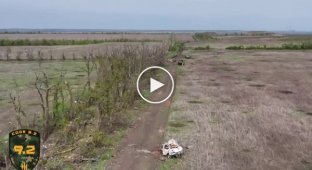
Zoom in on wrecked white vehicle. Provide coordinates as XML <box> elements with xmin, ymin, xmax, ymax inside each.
<box><xmin>162</xmin><ymin>139</ymin><xmax>183</xmax><ymax>158</ymax></box>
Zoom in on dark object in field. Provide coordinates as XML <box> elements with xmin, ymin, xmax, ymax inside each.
<box><xmin>278</xmin><ymin>90</ymin><xmax>294</xmax><ymax>94</ymax></box>
<box><xmin>188</xmin><ymin>100</ymin><xmax>204</xmax><ymax>104</ymax></box>
<box><xmin>178</xmin><ymin>60</ymin><xmax>185</xmax><ymax>66</ymax></box>
<box><xmin>221</xmin><ymin>100</ymin><xmax>231</xmax><ymax>104</ymax></box>
<box><xmin>249</xmin><ymin>84</ymin><xmax>266</xmax><ymax>88</ymax></box>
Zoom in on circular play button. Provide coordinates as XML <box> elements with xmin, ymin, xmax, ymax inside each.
<box><xmin>136</xmin><ymin>66</ymin><xmax>174</xmax><ymax>104</ymax></box>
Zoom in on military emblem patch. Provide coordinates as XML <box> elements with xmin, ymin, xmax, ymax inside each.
<box><xmin>9</xmin><ymin>129</ymin><xmax>40</xmax><ymax>170</ymax></box>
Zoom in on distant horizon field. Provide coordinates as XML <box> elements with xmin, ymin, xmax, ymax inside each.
<box><xmin>0</xmin><ymin>29</ymin><xmax>312</xmax><ymax>35</ymax></box>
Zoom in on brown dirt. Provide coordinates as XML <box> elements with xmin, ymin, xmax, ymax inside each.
<box><xmin>106</xmin><ymin>66</ymin><xmax>176</xmax><ymax>170</ymax></box>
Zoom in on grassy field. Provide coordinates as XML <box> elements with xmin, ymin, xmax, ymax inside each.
<box><xmin>1</xmin><ymin>33</ymin><xmax>312</xmax><ymax>169</ymax></box>
<box><xmin>165</xmin><ymin>38</ymin><xmax>312</xmax><ymax>170</ymax></box>
<box><xmin>0</xmin><ymin>60</ymin><xmax>93</xmax><ymax>135</ymax></box>
<box><xmin>0</xmin><ymin>42</ymin><xmax>166</xmax><ymax>61</ymax></box>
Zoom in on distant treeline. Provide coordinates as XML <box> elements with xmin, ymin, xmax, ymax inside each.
<box><xmin>226</xmin><ymin>42</ymin><xmax>312</xmax><ymax>50</ymax></box>
<box><xmin>0</xmin><ymin>32</ymin><xmax>159</xmax><ymax>34</ymax></box>
<box><xmin>0</xmin><ymin>38</ymin><xmax>157</xmax><ymax>46</ymax></box>
<box><xmin>193</xmin><ymin>32</ymin><xmax>216</xmax><ymax>41</ymax></box>
<box><xmin>223</xmin><ymin>32</ymin><xmax>274</xmax><ymax>36</ymax></box>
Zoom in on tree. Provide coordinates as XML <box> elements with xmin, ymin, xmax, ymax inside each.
<box><xmin>5</xmin><ymin>47</ymin><xmax>11</xmax><ymax>61</ymax></box>
<box><xmin>34</xmin><ymin>72</ymin><xmax>53</xmax><ymax>140</ymax></box>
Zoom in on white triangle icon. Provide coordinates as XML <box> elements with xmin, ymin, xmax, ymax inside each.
<box><xmin>150</xmin><ymin>78</ymin><xmax>164</xmax><ymax>93</ymax></box>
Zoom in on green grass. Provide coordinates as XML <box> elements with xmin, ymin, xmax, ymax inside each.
<box><xmin>160</xmin><ymin>158</ymin><xmax>182</xmax><ymax>170</ymax></box>
<box><xmin>289</xmin><ymin>109</ymin><xmax>312</xmax><ymax>118</ymax></box>
<box><xmin>241</xmin><ymin>109</ymin><xmax>256</xmax><ymax>117</ymax></box>
<box><xmin>176</xmin><ymin>66</ymin><xmax>185</xmax><ymax>76</ymax></box>
<box><xmin>45</xmin><ymin>96</ymin><xmax>147</xmax><ymax>169</ymax></box>
<box><xmin>168</xmin><ymin>119</ymin><xmax>194</xmax><ymax>133</ymax></box>
<box><xmin>226</xmin><ymin>42</ymin><xmax>312</xmax><ymax>50</ymax></box>
<box><xmin>82</xmin><ymin>97</ymin><xmax>149</xmax><ymax>169</ymax></box>
<box><xmin>208</xmin><ymin>115</ymin><xmax>221</xmax><ymax>124</ymax></box>
<box><xmin>81</xmin><ymin>129</ymin><xmax>126</xmax><ymax>169</ymax></box>
<box><xmin>0</xmin><ymin>60</ymin><xmax>89</xmax><ymax>109</ymax></box>
<box><xmin>169</xmin><ymin>41</ymin><xmax>184</xmax><ymax>53</ymax></box>
<box><xmin>169</xmin><ymin>121</ymin><xmax>188</xmax><ymax>128</ymax></box>
<box><xmin>0</xmin><ymin>99</ymin><xmax>7</xmax><ymax>106</ymax></box>
<box><xmin>282</xmin><ymin>36</ymin><xmax>312</xmax><ymax>42</ymax></box>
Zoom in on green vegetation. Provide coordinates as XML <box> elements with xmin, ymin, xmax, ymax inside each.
<box><xmin>0</xmin><ymin>61</ymin><xmax>88</xmax><ymax>105</ymax></box>
<box><xmin>160</xmin><ymin>159</ymin><xmax>182</xmax><ymax>170</ymax></box>
<box><xmin>193</xmin><ymin>45</ymin><xmax>210</xmax><ymax>50</ymax></box>
<box><xmin>0</xmin><ymin>44</ymin><xmax>168</xmax><ymax>168</ymax></box>
<box><xmin>168</xmin><ymin>41</ymin><xmax>185</xmax><ymax>53</ymax></box>
<box><xmin>169</xmin><ymin>121</ymin><xmax>188</xmax><ymax>128</ymax></box>
<box><xmin>223</xmin><ymin>31</ymin><xmax>273</xmax><ymax>36</ymax></box>
<box><xmin>192</xmin><ymin>32</ymin><xmax>216</xmax><ymax>41</ymax></box>
<box><xmin>282</xmin><ymin>36</ymin><xmax>312</xmax><ymax>42</ymax></box>
<box><xmin>168</xmin><ymin>119</ymin><xmax>194</xmax><ymax>133</ymax></box>
<box><xmin>0</xmin><ymin>38</ymin><xmax>157</xmax><ymax>46</ymax></box>
<box><xmin>168</xmin><ymin>120</ymin><xmax>194</xmax><ymax>132</ymax></box>
<box><xmin>226</xmin><ymin>42</ymin><xmax>312</xmax><ymax>50</ymax></box>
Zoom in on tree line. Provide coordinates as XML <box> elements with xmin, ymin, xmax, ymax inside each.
<box><xmin>0</xmin><ymin>38</ymin><xmax>158</xmax><ymax>46</ymax></box>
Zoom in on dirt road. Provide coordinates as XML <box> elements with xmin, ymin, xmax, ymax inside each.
<box><xmin>107</xmin><ymin>66</ymin><xmax>176</xmax><ymax>170</ymax></box>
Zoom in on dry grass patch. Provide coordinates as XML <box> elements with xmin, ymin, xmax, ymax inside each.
<box><xmin>165</xmin><ymin>50</ymin><xmax>312</xmax><ymax>170</ymax></box>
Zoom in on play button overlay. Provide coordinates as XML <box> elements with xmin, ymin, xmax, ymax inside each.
<box><xmin>150</xmin><ymin>78</ymin><xmax>164</xmax><ymax>93</ymax></box>
<box><xmin>137</xmin><ymin>66</ymin><xmax>174</xmax><ymax>104</ymax></box>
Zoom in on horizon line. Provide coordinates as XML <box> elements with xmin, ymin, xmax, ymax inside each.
<box><xmin>1</xmin><ymin>28</ymin><xmax>312</xmax><ymax>33</ymax></box>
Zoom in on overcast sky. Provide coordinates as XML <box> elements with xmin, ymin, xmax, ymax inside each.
<box><xmin>1</xmin><ymin>0</ymin><xmax>312</xmax><ymax>31</ymax></box>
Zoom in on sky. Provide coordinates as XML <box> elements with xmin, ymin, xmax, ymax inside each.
<box><xmin>1</xmin><ymin>0</ymin><xmax>312</xmax><ymax>31</ymax></box>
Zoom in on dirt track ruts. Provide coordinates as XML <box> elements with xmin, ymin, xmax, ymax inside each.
<box><xmin>107</xmin><ymin>66</ymin><xmax>176</xmax><ymax>170</ymax></box>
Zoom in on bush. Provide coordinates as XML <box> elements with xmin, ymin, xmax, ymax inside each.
<box><xmin>226</xmin><ymin>42</ymin><xmax>312</xmax><ymax>50</ymax></box>
<box><xmin>92</xmin><ymin>44</ymin><xmax>167</xmax><ymax>131</ymax></box>
<box><xmin>169</xmin><ymin>42</ymin><xmax>184</xmax><ymax>53</ymax></box>
<box><xmin>9</xmin><ymin>43</ymin><xmax>169</xmax><ymax>168</ymax></box>
<box><xmin>193</xmin><ymin>45</ymin><xmax>210</xmax><ymax>50</ymax></box>
<box><xmin>226</xmin><ymin>45</ymin><xmax>245</xmax><ymax>50</ymax></box>
<box><xmin>192</xmin><ymin>32</ymin><xmax>216</xmax><ymax>41</ymax></box>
